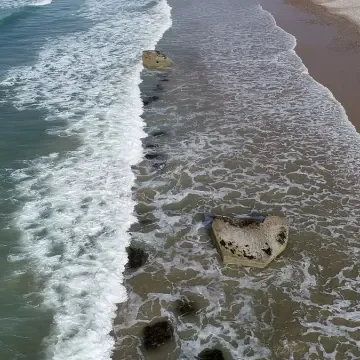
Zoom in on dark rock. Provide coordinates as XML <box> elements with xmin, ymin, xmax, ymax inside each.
<box><xmin>152</xmin><ymin>162</ymin><xmax>166</xmax><ymax>170</ymax></box>
<box><xmin>197</xmin><ymin>349</ymin><xmax>225</xmax><ymax>360</ymax></box>
<box><xmin>143</xmin><ymin>95</ymin><xmax>160</xmax><ymax>106</ymax></box>
<box><xmin>143</xmin><ymin>320</ymin><xmax>174</xmax><ymax>350</ymax></box>
<box><xmin>158</xmin><ymin>73</ymin><xmax>169</xmax><ymax>82</ymax></box>
<box><xmin>109</xmin><ymin>328</ymin><xmax>115</xmax><ymax>338</ymax></box>
<box><xmin>150</xmin><ymin>130</ymin><xmax>166</xmax><ymax>137</ymax></box>
<box><xmin>155</xmin><ymin>84</ymin><xmax>164</xmax><ymax>92</ymax></box>
<box><xmin>145</xmin><ymin>153</ymin><xmax>162</xmax><ymax>160</ymax></box>
<box><xmin>126</xmin><ymin>247</ymin><xmax>148</xmax><ymax>269</ymax></box>
<box><xmin>139</xmin><ymin>219</ymin><xmax>155</xmax><ymax>226</ymax></box>
<box><xmin>144</xmin><ymin>143</ymin><xmax>158</xmax><ymax>149</ymax></box>
<box><xmin>175</xmin><ymin>298</ymin><xmax>198</xmax><ymax>316</ymax></box>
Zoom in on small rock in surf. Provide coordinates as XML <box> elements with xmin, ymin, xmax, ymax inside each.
<box><xmin>126</xmin><ymin>247</ymin><xmax>148</xmax><ymax>269</ymax></box>
<box><xmin>150</xmin><ymin>130</ymin><xmax>167</xmax><ymax>137</ymax></box>
<box><xmin>142</xmin><ymin>319</ymin><xmax>174</xmax><ymax>350</ymax></box>
<box><xmin>143</xmin><ymin>95</ymin><xmax>160</xmax><ymax>106</ymax></box>
<box><xmin>196</xmin><ymin>349</ymin><xmax>225</xmax><ymax>360</ymax></box>
<box><xmin>142</xmin><ymin>50</ymin><xmax>173</xmax><ymax>69</ymax></box>
<box><xmin>144</xmin><ymin>143</ymin><xmax>158</xmax><ymax>149</ymax></box>
<box><xmin>145</xmin><ymin>153</ymin><xmax>163</xmax><ymax>160</ymax></box>
<box><xmin>152</xmin><ymin>162</ymin><xmax>166</xmax><ymax>170</ymax></box>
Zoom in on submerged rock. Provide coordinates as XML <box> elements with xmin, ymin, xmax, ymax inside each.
<box><xmin>211</xmin><ymin>215</ymin><xmax>289</xmax><ymax>268</ymax></box>
<box><xmin>197</xmin><ymin>349</ymin><xmax>225</xmax><ymax>360</ymax></box>
<box><xmin>143</xmin><ymin>319</ymin><xmax>174</xmax><ymax>350</ymax></box>
<box><xmin>155</xmin><ymin>83</ymin><xmax>164</xmax><ymax>92</ymax></box>
<box><xmin>144</xmin><ymin>143</ymin><xmax>158</xmax><ymax>149</ymax></box>
<box><xmin>175</xmin><ymin>298</ymin><xmax>198</xmax><ymax>316</ymax></box>
<box><xmin>150</xmin><ymin>130</ymin><xmax>167</xmax><ymax>137</ymax></box>
<box><xmin>158</xmin><ymin>73</ymin><xmax>169</xmax><ymax>82</ymax></box>
<box><xmin>126</xmin><ymin>247</ymin><xmax>148</xmax><ymax>269</ymax></box>
<box><xmin>152</xmin><ymin>162</ymin><xmax>166</xmax><ymax>171</ymax></box>
<box><xmin>145</xmin><ymin>153</ymin><xmax>163</xmax><ymax>160</ymax></box>
<box><xmin>143</xmin><ymin>95</ymin><xmax>160</xmax><ymax>106</ymax></box>
<box><xmin>142</xmin><ymin>50</ymin><xmax>173</xmax><ymax>69</ymax></box>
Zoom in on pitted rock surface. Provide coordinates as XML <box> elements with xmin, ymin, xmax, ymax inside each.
<box><xmin>142</xmin><ymin>50</ymin><xmax>173</xmax><ymax>69</ymax></box>
<box><xmin>211</xmin><ymin>215</ymin><xmax>289</xmax><ymax>268</ymax></box>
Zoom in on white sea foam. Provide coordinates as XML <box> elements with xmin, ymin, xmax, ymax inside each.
<box><xmin>29</xmin><ymin>0</ymin><xmax>52</xmax><ymax>6</ymax></box>
<box><xmin>0</xmin><ymin>0</ymin><xmax>34</xmax><ymax>9</ymax></box>
<box><xmin>1</xmin><ymin>0</ymin><xmax>172</xmax><ymax>359</ymax></box>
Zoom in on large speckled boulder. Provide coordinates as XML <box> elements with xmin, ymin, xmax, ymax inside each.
<box><xmin>211</xmin><ymin>215</ymin><xmax>289</xmax><ymax>268</ymax></box>
<box><xmin>142</xmin><ymin>50</ymin><xmax>173</xmax><ymax>69</ymax></box>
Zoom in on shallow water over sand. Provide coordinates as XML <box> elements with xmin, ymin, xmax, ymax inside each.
<box><xmin>113</xmin><ymin>0</ymin><xmax>360</xmax><ymax>359</ymax></box>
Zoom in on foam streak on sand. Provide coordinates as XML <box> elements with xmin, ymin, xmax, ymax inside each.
<box><xmin>313</xmin><ymin>0</ymin><xmax>360</xmax><ymax>27</ymax></box>
<box><xmin>1</xmin><ymin>0</ymin><xmax>171</xmax><ymax>359</ymax></box>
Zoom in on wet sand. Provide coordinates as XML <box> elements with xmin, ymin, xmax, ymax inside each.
<box><xmin>261</xmin><ymin>0</ymin><xmax>360</xmax><ymax>131</ymax></box>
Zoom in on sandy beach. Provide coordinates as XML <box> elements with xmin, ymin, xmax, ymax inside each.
<box><xmin>261</xmin><ymin>0</ymin><xmax>360</xmax><ymax>131</ymax></box>
<box><xmin>313</xmin><ymin>0</ymin><xmax>360</xmax><ymax>28</ymax></box>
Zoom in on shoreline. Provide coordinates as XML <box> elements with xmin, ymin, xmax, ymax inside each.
<box><xmin>261</xmin><ymin>0</ymin><xmax>360</xmax><ymax>132</ymax></box>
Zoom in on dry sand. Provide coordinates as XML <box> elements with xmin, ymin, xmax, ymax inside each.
<box><xmin>313</xmin><ymin>0</ymin><xmax>360</xmax><ymax>28</ymax></box>
<box><xmin>261</xmin><ymin>0</ymin><xmax>360</xmax><ymax>132</ymax></box>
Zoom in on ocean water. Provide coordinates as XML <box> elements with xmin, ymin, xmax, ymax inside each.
<box><xmin>0</xmin><ymin>0</ymin><xmax>170</xmax><ymax>359</ymax></box>
<box><xmin>113</xmin><ymin>0</ymin><xmax>360</xmax><ymax>359</ymax></box>
<box><xmin>1</xmin><ymin>0</ymin><xmax>360</xmax><ymax>360</ymax></box>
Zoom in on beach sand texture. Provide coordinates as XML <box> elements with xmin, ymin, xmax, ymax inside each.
<box><xmin>313</xmin><ymin>0</ymin><xmax>360</xmax><ymax>26</ymax></box>
<box><xmin>262</xmin><ymin>0</ymin><xmax>360</xmax><ymax>131</ymax></box>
